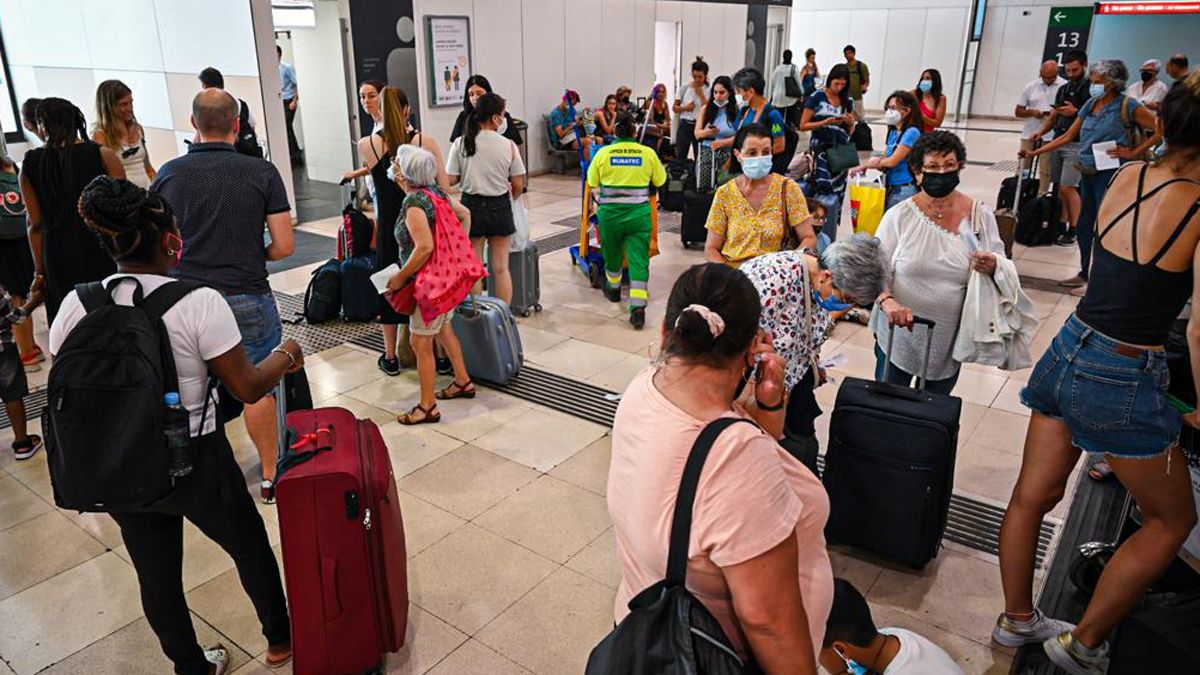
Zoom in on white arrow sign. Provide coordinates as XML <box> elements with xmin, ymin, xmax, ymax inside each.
<box><xmin>1054</xmin><ymin>10</ymin><xmax>1066</xmax><ymax>21</ymax></box>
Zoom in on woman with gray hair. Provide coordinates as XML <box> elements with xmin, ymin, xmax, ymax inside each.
<box><xmin>740</xmin><ymin>234</ymin><xmax>887</xmax><ymax>443</ymax></box>
<box><xmin>385</xmin><ymin>144</ymin><xmax>477</xmax><ymax>425</ymax></box>
<box><xmin>1021</xmin><ymin>59</ymin><xmax>1160</xmax><ymax>297</ymax></box>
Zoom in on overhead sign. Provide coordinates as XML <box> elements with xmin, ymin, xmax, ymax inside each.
<box><xmin>1097</xmin><ymin>2</ymin><xmax>1200</xmax><ymax>14</ymax></box>
<box><xmin>1043</xmin><ymin>6</ymin><xmax>1094</xmax><ymax>67</ymax></box>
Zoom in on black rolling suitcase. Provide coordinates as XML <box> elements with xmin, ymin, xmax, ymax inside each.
<box><xmin>680</xmin><ymin>191</ymin><xmax>712</xmax><ymax>250</ymax></box>
<box><xmin>1109</xmin><ymin>591</ymin><xmax>1200</xmax><ymax>673</ymax></box>
<box><xmin>823</xmin><ymin>318</ymin><xmax>962</xmax><ymax>568</ymax></box>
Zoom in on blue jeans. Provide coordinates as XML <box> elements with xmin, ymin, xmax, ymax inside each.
<box><xmin>224</xmin><ymin>292</ymin><xmax>283</xmax><ymax>363</ymax></box>
<box><xmin>873</xmin><ymin>344</ymin><xmax>960</xmax><ymax>396</ymax></box>
<box><xmin>1077</xmin><ymin>168</ymin><xmax>1117</xmax><ymax>280</ymax></box>
<box><xmin>1020</xmin><ymin>314</ymin><xmax>1178</xmax><ymax>458</ymax></box>
<box><xmin>885</xmin><ymin>183</ymin><xmax>919</xmax><ymax>212</ymax></box>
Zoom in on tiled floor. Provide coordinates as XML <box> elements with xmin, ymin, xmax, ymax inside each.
<box><xmin>0</xmin><ymin>119</ymin><xmax>1089</xmax><ymax>674</ymax></box>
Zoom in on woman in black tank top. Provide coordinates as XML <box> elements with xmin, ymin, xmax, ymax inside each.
<box><xmin>996</xmin><ymin>74</ymin><xmax>1200</xmax><ymax>673</ymax></box>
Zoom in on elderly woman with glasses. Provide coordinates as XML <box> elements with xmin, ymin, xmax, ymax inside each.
<box><xmin>741</xmin><ymin>234</ymin><xmax>887</xmax><ymax>448</ymax></box>
<box><xmin>871</xmin><ymin>131</ymin><xmax>1007</xmax><ymax>395</ymax></box>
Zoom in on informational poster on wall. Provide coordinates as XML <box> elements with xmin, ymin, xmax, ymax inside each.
<box><xmin>425</xmin><ymin>16</ymin><xmax>472</xmax><ymax>108</ymax></box>
<box><xmin>1042</xmin><ymin>6</ymin><xmax>1093</xmax><ymax>68</ymax></box>
<box><xmin>347</xmin><ymin>0</ymin><xmax>419</xmax><ymax>137</ymax></box>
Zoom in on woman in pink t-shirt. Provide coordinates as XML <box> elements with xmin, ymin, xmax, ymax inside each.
<box><xmin>608</xmin><ymin>262</ymin><xmax>838</xmax><ymax>673</ymax></box>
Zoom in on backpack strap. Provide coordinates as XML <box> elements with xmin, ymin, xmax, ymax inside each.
<box><xmin>666</xmin><ymin>417</ymin><xmax>758</xmax><ymax>587</ymax></box>
<box><xmin>141</xmin><ymin>280</ymin><xmax>207</xmax><ymax>322</ymax></box>
<box><xmin>76</xmin><ymin>281</ymin><xmax>113</xmax><ymax>313</ymax></box>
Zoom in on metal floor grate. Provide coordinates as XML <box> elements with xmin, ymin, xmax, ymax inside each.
<box><xmin>989</xmin><ymin>159</ymin><xmax>1021</xmax><ymax>173</ymax></box>
<box><xmin>0</xmin><ymin>388</ymin><xmax>48</xmax><ymax>431</ymax></box>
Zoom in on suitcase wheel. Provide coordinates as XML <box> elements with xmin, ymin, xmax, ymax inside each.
<box><xmin>588</xmin><ymin>265</ymin><xmax>603</xmax><ymax>289</ymax></box>
<box><xmin>520</xmin><ymin>307</ymin><xmax>532</xmax><ymax>317</ymax></box>
<box><xmin>534</xmin><ymin>303</ymin><xmax>542</xmax><ymax>312</ymax></box>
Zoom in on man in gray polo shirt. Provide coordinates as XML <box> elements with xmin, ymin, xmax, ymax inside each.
<box><xmin>153</xmin><ymin>89</ymin><xmax>295</xmax><ymax>504</ymax></box>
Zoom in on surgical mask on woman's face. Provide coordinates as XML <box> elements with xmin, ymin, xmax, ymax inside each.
<box><xmin>1089</xmin><ymin>82</ymin><xmax>1106</xmax><ymax>98</ymax></box>
<box><xmin>1141</xmin><ymin>70</ymin><xmax>1155</xmax><ymax>83</ymax></box>
<box><xmin>921</xmin><ymin>170</ymin><xmax>960</xmax><ymax>198</ymax></box>
<box><xmin>386</xmin><ymin>163</ymin><xmax>398</xmax><ymax>184</ymax></box>
<box><xmin>741</xmin><ymin>155</ymin><xmax>772</xmax><ymax>179</ymax></box>
<box><xmin>812</xmin><ymin>285</ymin><xmax>853</xmax><ymax>312</ymax></box>
<box><xmin>495</xmin><ymin>116</ymin><xmax>508</xmax><ymax>135</ymax></box>
<box><xmin>883</xmin><ymin>108</ymin><xmax>903</xmax><ymax>126</ymax></box>
<box><xmin>919</xmin><ymin>79</ymin><xmax>933</xmax><ymax>93</ymax></box>
<box><xmin>735</xmin><ymin>93</ymin><xmax>747</xmax><ymax>108</ymax></box>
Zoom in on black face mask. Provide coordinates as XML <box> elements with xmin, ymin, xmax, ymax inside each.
<box><xmin>921</xmin><ymin>171</ymin><xmax>960</xmax><ymax>199</ymax></box>
<box><xmin>1141</xmin><ymin>70</ymin><xmax>1155</xmax><ymax>83</ymax></box>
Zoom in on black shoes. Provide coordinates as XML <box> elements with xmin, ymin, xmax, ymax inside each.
<box><xmin>603</xmin><ymin>286</ymin><xmax>622</xmax><ymax>303</ymax></box>
<box><xmin>630</xmin><ymin>307</ymin><xmax>646</xmax><ymax>330</ymax></box>
<box><xmin>377</xmin><ymin>354</ymin><xmax>401</xmax><ymax>376</ymax></box>
<box><xmin>1055</xmin><ymin>229</ymin><xmax>1077</xmax><ymax>246</ymax></box>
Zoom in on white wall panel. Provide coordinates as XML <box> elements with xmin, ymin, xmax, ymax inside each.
<box><xmin>7</xmin><ymin>65</ymin><xmax>38</xmax><ymax>127</ymax></box>
<box><xmin>971</xmin><ymin>4</ymin><xmax>1008</xmax><ymax>116</ymax></box>
<box><xmin>788</xmin><ymin>11</ymin><xmax>816</xmax><ymax>66</ymax></box>
<box><xmin>155</xmin><ymin>0</ymin><xmax>258</xmax><ymax>77</ymax></box>
<box><xmin>988</xmin><ymin>5</ymin><xmax>1050</xmax><ymax>116</ymax></box>
<box><xmin>31</xmin><ymin>68</ymin><xmax>97</xmax><ymax>125</ymax></box>
<box><xmin>521</xmin><ymin>0</ymin><xmax>566</xmax><ymax>174</ymax></box>
<box><xmin>12</xmin><ymin>0</ymin><xmax>91</xmax><ymax>69</ymax></box>
<box><xmin>879</xmin><ymin>9</ymin><xmax>926</xmax><ymax>112</ymax></box>
<box><xmin>848</xmin><ymin>10</ymin><xmax>888</xmax><ymax>110</ymax></box>
<box><xmin>720</xmin><ymin>3</ymin><xmax>747</xmax><ymax>76</ymax></box>
<box><xmin>565</xmin><ymin>0</ymin><xmax>606</xmax><ymax>107</ymax></box>
<box><xmin>602</xmin><ymin>0</ymin><xmax>638</xmax><ymax>101</ymax></box>
<box><xmin>811</xmin><ymin>11</ymin><xmax>850</xmax><ymax>91</ymax></box>
<box><xmin>921</xmin><ymin>8</ymin><xmax>967</xmax><ymax>113</ymax></box>
<box><xmin>290</xmin><ymin>1</ymin><xmax>352</xmax><ymax>183</ymax></box>
<box><xmin>474</xmin><ymin>0</ymin><xmax>527</xmax><ymax>120</ymax></box>
<box><xmin>80</xmin><ymin>0</ymin><xmax>164</xmax><ymax>72</ymax></box>
<box><xmin>0</xmin><ymin>0</ymin><xmax>33</xmax><ymax>67</ymax></box>
<box><xmin>633</xmin><ymin>0</ymin><xmax>656</xmax><ymax>94</ymax></box>
<box><xmin>94</xmin><ymin>69</ymin><xmax>173</xmax><ymax>129</ymax></box>
<box><xmin>655</xmin><ymin>1</ymin><xmax>682</xmax><ymax>23</ymax></box>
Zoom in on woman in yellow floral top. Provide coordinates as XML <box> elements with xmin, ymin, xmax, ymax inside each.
<box><xmin>704</xmin><ymin>124</ymin><xmax>816</xmax><ymax>267</ymax></box>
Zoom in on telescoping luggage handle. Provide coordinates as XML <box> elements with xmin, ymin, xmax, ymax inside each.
<box><xmin>274</xmin><ymin>381</ymin><xmax>334</xmax><ymax>479</ymax></box>
<box><xmin>880</xmin><ymin>316</ymin><xmax>937</xmax><ymax>396</ymax></box>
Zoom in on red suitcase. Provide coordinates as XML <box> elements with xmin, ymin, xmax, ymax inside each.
<box><xmin>276</xmin><ymin>407</ymin><xmax>408</xmax><ymax>674</ymax></box>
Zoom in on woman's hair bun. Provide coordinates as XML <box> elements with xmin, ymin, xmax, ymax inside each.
<box><xmin>671</xmin><ymin>309</ymin><xmax>717</xmax><ymax>350</ymax></box>
<box><xmin>695</xmin><ymin>55</ymin><xmax>705</xmax><ymax>62</ymax></box>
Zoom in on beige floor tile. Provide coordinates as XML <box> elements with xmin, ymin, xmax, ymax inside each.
<box><xmin>0</xmin><ymin>511</ymin><xmax>106</xmax><ymax>601</ymax></box>
<box><xmin>0</xmin><ymin>473</ymin><xmax>51</xmax><ymax>532</ymax></box>
<box><xmin>967</xmin><ymin>408</ymin><xmax>1030</xmax><ymax>455</ymax></box>
<box><xmin>383</xmin><ymin>605</ymin><xmax>469</xmax><ymax>675</ymax></box>
<box><xmin>397</xmin><ymin>490</ymin><xmax>466</xmax><ymax>558</ymax></box>
<box><xmin>303</xmin><ymin>350</ymin><xmax>388</xmax><ymax>394</ymax></box>
<box><xmin>824</xmin><ymin>343</ymin><xmax>879</xmax><ymax>382</ymax></box>
<box><xmin>952</xmin><ymin>368</ymin><xmax>1008</xmax><ymax>407</ymax></box>
<box><xmin>517</xmin><ymin>305</ymin><xmax>615</xmax><ymax>341</ymax></box>
<box><xmin>0</xmin><ymin>447</ymin><xmax>54</xmax><ymax>504</ymax></box>
<box><xmin>516</xmin><ymin>325</ymin><xmax>571</xmax><ymax>358</ymax></box>
<box><xmin>400</xmin><ymin>445</ymin><xmax>539</xmax><ymax>520</ymax></box>
<box><xmin>959</xmin><ymin>401</ymin><xmax>990</xmax><ymax>443</ymax></box>
<box><xmin>65</xmin><ymin>511</ymin><xmax>126</xmax><ymax>549</ymax></box>
<box><xmin>1013</xmin><ymin>259</ymin><xmax>1078</xmax><ymax>283</ymax></box>
<box><xmin>475</xmin><ymin>567</ymin><xmax>615</xmax><ymax>675</ymax></box>
<box><xmin>343</xmin><ymin>372</ymin><xmax>423</xmax><ymax>413</ymax></box>
<box><xmin>587</xmin><ymin>353</ymin><xmax>652</xmax><ymax>391</ymax></box>
<box><xmin>527</xmin><ymin>338</ymin><xmax>631</xmax><ymax>381</ymax></box>
<box><xmin>409</xmin><ymin>523</ymin><xmax>557</xmax><ymax>634</ymax></box>
<box><xmin>549</xmin><ymin>435</ymin><xmax>611</xmax><ymax>496</ymax></box>
<box><xmin>0</xmin><ymin>552</ymin><xmax>143</xmax><ymax>675</ymax></box>
<box><xmin>473</xmin><ymin>406</ymin><xmax>608</xmax><ymax>472</ymax></box>
<box><xmin>380</xmin><ymin>421</ymin><xmax>466</xmax><ymax>478</ymax></box>
<box><xmin>991</xmin><ymin>379</ymin><xmax>1032</xmax><ymax>416</ymax></box>
<box><xmin>867</xmin><ymin>548</ymin><xmax>1005</xmax><ymax>647</ymax></box>
<box><xmin>539</xmin><ymin>280</ymin><xmax>628</xmax><ymax>320</ymax></box>
<box><xmin>39</xmin><ymin>614</ymin><xmax>254</xmax><ymax>675</ymax></box>
<box><xmin>476</xmin><ymin>475</ymin><xmax>611</xmax><ymax>564</ymax></box>
<box><xmin>571</xmin><ymin>318</ymin><xmax>662</xmax><ymax>357</ymax></box>
<box><xmin>828</xmin><ymin>547</ymin><xmax>886</xmax><ymax>594</ymax></box>
<box><xmin>186</xmin><ymin>565</ymin><xmax>280</xmax><ymax>657</ymax></box>
<box><xmin>565</xmin><ymin>528</ymin><xmax>619</xmax><ymax>589</ymax></box>
<box><xmin>955</xmin><ymin>442</ymin><xmax>1021</xmax><ymax>505</ymax></box>
<box><xmin>431</xmin><ymin>389</ymin><xmax>532</xmax><ymax>444</ymax></box>
<box><xmin>428</xmin><ymin>638</ymin><xmax>533</xmax><ymax>675</ymax></box>
<box><xmin>869</xmin><ymin>603</ymin><xmax>1013</xmax><ymax>675</ymax></box>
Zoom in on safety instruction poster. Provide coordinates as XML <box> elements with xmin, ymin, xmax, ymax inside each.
<box><xmin>425</xmin><ymin>16</ymin><xmax>472</xmax><ymax>107</ymax></box>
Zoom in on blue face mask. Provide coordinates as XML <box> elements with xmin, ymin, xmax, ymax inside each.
<box><xmin>919</xmin><ymin>80</ymin><xmax>933</xmax><ymax>93</ymax></box>
<box><xmin>1089</xmin><ymin>83</ymin><xmax>1106</xmax><ymax>98</ymax></box>
<box><xmin>837</xmin><ymin>651</ymin><xmax>870</xmax><ymax>675</ymax></box>
<box><xmin>813</xmin><ymin>285</ymin><xmax>853</xmax><ymax>313</ymax></box>
<box><xmin>741</xmin><ymin>155</ymin><xmax>772</xmax><ymax>179</ymax></box>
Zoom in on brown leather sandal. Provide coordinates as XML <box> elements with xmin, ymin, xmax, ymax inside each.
<box><xmin>399</xmin><ymin>402</ymin><xmax>441</xmax><ymax>425</ymax></box>
<box><xmin>435</xmin><ymin>379</ymin><xmax>477</xmax><ymax>400</ymax></box>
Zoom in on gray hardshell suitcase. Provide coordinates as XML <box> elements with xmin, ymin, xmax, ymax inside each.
<box><xmin>451</xmin><ymin>296</ymin><xmax>523</xmax><ymax>384</ymax></box>
<box><xmin>506</xmin><ymin>241</ymin><xmax>542</xmax><ymax>317</ymax></box>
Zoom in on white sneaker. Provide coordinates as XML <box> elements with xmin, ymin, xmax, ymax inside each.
<box><xmin>991</xmin><ymin>609</ymin><xmax>1076</xmax><ymax>647</ymax></box>
<box><xmin>204</xmin><ymin>644</ymin><xmax>229</xmax><ymax>675</ymax></box>
<box><xmin>1043</xmin><ymin>631</ymin><xmax>1110</xmax><ymax>675</ymax></box>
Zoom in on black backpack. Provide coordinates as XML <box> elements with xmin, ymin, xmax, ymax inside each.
<box><xmin>1014</xmin><ymin>194</ymin><xmax>1063</xmax><ymax>247</ymax></box>
<box><xmin>586</xmin><ymin>418</ymin><xmax>755</xmax><ymax>675</ymax></box>
<box><xmin>44</xmin><ymin>278</ymin><xmax>207</xmax><ymax>513</ymax></box>
<box><xmin>338</xmin><ymin>201</ymin><xmax>375</xmax><ymax>260</ymax></box>
<box><xmin>235</xmin><ymin>99</ymin><xmax>264</xmax><ymax>158</ymax></box>
<box><xmin>304</xmin><ymin>258</ymin><xmax>342</xmax><ymax>323</ymax></box>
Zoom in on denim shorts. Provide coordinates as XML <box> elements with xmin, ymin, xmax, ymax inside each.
<box><xmin>224</xmin><ymin>292</ymin><xmax>283</xmax><ymax>363</ymax></box>
<box><xmin>1020</xmin><ymin>314</ymin><xmax>1180</xmax><ymax>458</ymax></box>
<box><xmin>1049</xmin><ymin>142</ymin><xmax>1081</xmax><ymax>188</ymax></box>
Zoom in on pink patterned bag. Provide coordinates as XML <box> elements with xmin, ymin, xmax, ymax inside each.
<box><xmin>387</xmin><ymin>189</ymin><xmax>486</xmax><ymax>321</ymax></box>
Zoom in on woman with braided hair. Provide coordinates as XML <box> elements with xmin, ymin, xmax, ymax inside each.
<box><xmin>50</xmin><ymin>176</ymin><xmax>302</xmax><ymax>675</ymax></box>
<box><xmin>19</xmin><ymin>97</ymin><xmax>124</xmax><ymax>322</ymax></box>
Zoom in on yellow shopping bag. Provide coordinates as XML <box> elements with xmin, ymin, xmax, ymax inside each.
<box><xmin>849</xmin><ymin>176</ymin><xmax>886</xmax><ymax>236</ymax></box>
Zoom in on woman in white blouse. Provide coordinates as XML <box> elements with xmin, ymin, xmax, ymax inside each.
<box><xmin>871</xmin><ymin>131</ymin><xmax>1004</xmax><ymax>394</ymax></box>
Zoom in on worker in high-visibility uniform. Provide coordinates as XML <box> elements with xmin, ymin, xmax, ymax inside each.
<box><xmin>585</xmin><ymin>112</ymin><xmax>667</xmax><ymax>329</ymax></box>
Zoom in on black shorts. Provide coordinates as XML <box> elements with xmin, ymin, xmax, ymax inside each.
<box><xmin>0</xmin><ymin>237</ymin><xmax>35</xmax><ymax>297</ymax></box>
<box><xmin>461</xmin><ymin>193</ymin><xmax>515</xmax><ymax>239</ymax></box>
<box><xmin>0</xmin><ymin>348</ymin><xmax>28</xmax><ymax>403</ymax></box>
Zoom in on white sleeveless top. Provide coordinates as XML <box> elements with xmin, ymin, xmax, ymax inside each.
<box><xmin>119</xmin><ymin>140</ymin><xmax>151</xmax><ymax>188</ymax></box>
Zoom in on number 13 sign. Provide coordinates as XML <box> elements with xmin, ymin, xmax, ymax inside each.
<box><xmin>1042</xmin><ymin>6</ymin><xmax>1094</xmax><ymax>68</ymax></box>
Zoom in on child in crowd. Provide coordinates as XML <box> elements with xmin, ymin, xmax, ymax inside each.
<box><xmin>820</xmin><ymin>578</ymin><xmax>964</xmax><ymax>674</ymax></box>
<box><xmin>1</xmin><ymin>282</ymin><xmax>42</xmax><ymax>460</ymax></box>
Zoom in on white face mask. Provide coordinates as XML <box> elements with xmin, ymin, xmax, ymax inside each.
<box><xmin>496</xmin><ymin>116</ymin><xmax>508</xmax><ymax>135</ymax></box>
<box><xmin>735</xmin><ymin>94</ymin><xmax>747</xmax><ymax>108</ymax></box>
<box><xmin>883</xmin><ymin>109</ymin><xmax>903</xmax><ymax>126</ymax></box>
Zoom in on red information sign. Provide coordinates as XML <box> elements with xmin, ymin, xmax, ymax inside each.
<box><xmin>1097</xmin><ymin>2</ymin><xmax>1200</xmax><ymax>14</ymax></box>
